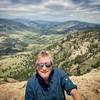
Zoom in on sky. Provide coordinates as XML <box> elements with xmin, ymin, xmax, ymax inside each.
<box><xmin>0</xmin><ymin>0</ymin><xmax>100</xmax><ymax>23</ymax></box>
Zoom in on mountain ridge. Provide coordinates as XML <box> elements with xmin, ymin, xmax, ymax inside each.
<box><xmin>0</xmin><ymin>18</ymin><xmax>100</xmax><ymax>34</ymax></box>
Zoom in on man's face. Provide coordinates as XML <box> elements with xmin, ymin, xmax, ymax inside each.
<box><xmin>36</xmin><ymin>57</ymin><xmax>52</xmax><ymax>81</ymax></box>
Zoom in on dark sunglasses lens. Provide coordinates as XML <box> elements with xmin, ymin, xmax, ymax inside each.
<box><xmin>36</xmin><ymin>64</ymin><xmax>43</xmax><ymax>67</ymax></box>
<box><xmin>45</xmin><ymin>64</ymin><xmax>51</xmax><ymax>68</ymax></box>
<box><xmin>36</xmin><ymin>63</ymin><xmax>52</xmax><ymax>68</ymax></box>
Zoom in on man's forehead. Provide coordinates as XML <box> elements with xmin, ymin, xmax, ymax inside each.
<box><xmin>37</xmin><ymin>56</ymin><xmax>51</xmax><ymax>62</ymax></box>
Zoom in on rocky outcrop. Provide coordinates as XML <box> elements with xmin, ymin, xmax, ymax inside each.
<box><xmin>0</xmin><ymin>81</ymin><xmax>26</xmax><ymax>100</ymax></box>
<box><xmin>66</xmin><ymin>67</ymin><xmax>100</xmax><ymax>100</ymax></box>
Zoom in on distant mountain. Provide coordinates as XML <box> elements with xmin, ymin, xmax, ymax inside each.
<box><xmin>20</xmin><ymin>19</ymin><xmax>100</xmax><ymax>34</ymax></box>
<box><xmin>28</xmin><ymin>20</ymin><xmax>100</xmax><ymax>34</ymax></box>
<box><xmin>49</xmin><ymin>20</ymin><xmax>100</xmax><ymax>34</ymax></box>
<box><xmin>0</xmin><ymin>18</ymin><xmax>56</xmax><ymax>34</ymax></box>
<box><xmin>14</xmin><ymin>19</ymin><xmax>60</xmax><ymax>28</ymax></box>
<box><xmin>0</xmin><ymin>18</ymin><xmax>100</xmax><ymax>34</ymax></box>
<box><xmin>0</xmin><ymin>18</ymin><xmax>30</xmax><ymax>33</ymax></box>
<box><xmin>14</xmin><ymin>19</ymin><xmax>42</xmax><ymax>32</ymax></box>
<box><xmin>15</xmin><ymin>19</ymin><xmax>61</xmax><ymax>33</ymax></box>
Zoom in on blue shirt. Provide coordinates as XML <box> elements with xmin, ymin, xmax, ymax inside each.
<box><xmin>25</xmin><ymin>68</ymin><xmax>77</xmax><ymax>100</ymax></box>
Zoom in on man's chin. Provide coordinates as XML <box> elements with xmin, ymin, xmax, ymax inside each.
<box><xmin>39</xmin><ymin>72</ymin><xmax>51</xmax><ymax>80</ymax></box>
<box><xmin>42</xmin><ymin>76</ymin><xmax>48</xmax><ymax>80</ymax></box>
<box><xmin>41</xmin><ymin>75</ymin><xmax>49</xmax><ymax>81</ymax></box>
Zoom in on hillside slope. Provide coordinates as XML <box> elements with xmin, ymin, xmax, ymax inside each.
<box><xmin>47</xmin><ymin>30</ymin><xmax>100</xmax><ymax>76</ymax></box>
<box><xmin>0</xmin><ymin>30</ymin><xmax>100</xmax><ymax>81</ymax></box>
<box><xmin>0</xmin><ymin>68</ymin><xmax>100</xmax><ymax>100</ymax></box>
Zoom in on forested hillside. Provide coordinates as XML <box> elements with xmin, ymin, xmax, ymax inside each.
<box><xmin>0</xmin><ymin>29</ymin><xmax>100</xmax><ymax>81</ymax></box>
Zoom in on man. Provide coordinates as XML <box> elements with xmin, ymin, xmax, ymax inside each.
<box><xmin>25</xmin><ymin>51</ymin><xmax>81</xmax><ymax>100</ymax></box>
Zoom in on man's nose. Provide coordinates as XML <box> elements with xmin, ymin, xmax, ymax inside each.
<box><xmin>42</xmin><ymin>65</ymin><xmax>47</xmax><ymax>70</ymax></box>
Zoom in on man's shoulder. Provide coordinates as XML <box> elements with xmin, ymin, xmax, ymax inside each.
<box><xmin>54</xmin><ymin>68</ymin><xmax>65</xmax><ymax>74</ymax></box>
<box><xmin>53</xmin><ymin>68</ymin><xmax>68</xmax><ymax>77</ymax></box>
<box><xmin>53</xmin><ymin>68</ymin><xmax>65</xmax><ymax>76</ymax></box>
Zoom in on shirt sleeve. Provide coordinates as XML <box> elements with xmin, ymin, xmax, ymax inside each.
<box><xmin>59</xmin><ymin>69</ymin><xmax>77</xmax><ymax>95</ymax></box>
<box><xmin>25</xmin><ymin>79</ymin><xmax>35</xmax><ymax>100</ymax></box>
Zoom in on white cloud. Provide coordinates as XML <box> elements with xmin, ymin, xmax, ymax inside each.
<box><xmin>0</xmin><ymin>0</ymin><xmax>100</xmax><ymax>23</ymax></box>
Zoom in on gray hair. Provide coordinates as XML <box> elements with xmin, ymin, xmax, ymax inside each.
<box><xmin>36</xmin><ymin>50</ymin><xmax>53</xmax><ymax>64</ymax></box>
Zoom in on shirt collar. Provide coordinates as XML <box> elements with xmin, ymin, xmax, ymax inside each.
<box><xmin>36</xmin><ymin>69</ymin><xmax>54</xmax><ymax>86</ymax></box>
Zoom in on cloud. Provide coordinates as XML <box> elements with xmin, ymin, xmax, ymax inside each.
<box><xmin>0</xmin><ymin>0</ymin><xmax>100</xmax><ymax>23</ymax></box>
<box><xmin>3</xmin><ymin>0</ymin><xmax>43</xmax><ymax>5</ymax></box>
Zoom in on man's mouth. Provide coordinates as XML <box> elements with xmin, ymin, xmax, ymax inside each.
<box><xmin>41</xmin><ymin>71</ymin><xmax>48</xmax><ymax>73</ymax></box>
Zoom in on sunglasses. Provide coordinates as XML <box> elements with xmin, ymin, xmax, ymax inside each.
<box><xmin>36</xmin><ymin>62</ymin><xmax>52</xmax><ymax>68</ymax></box>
